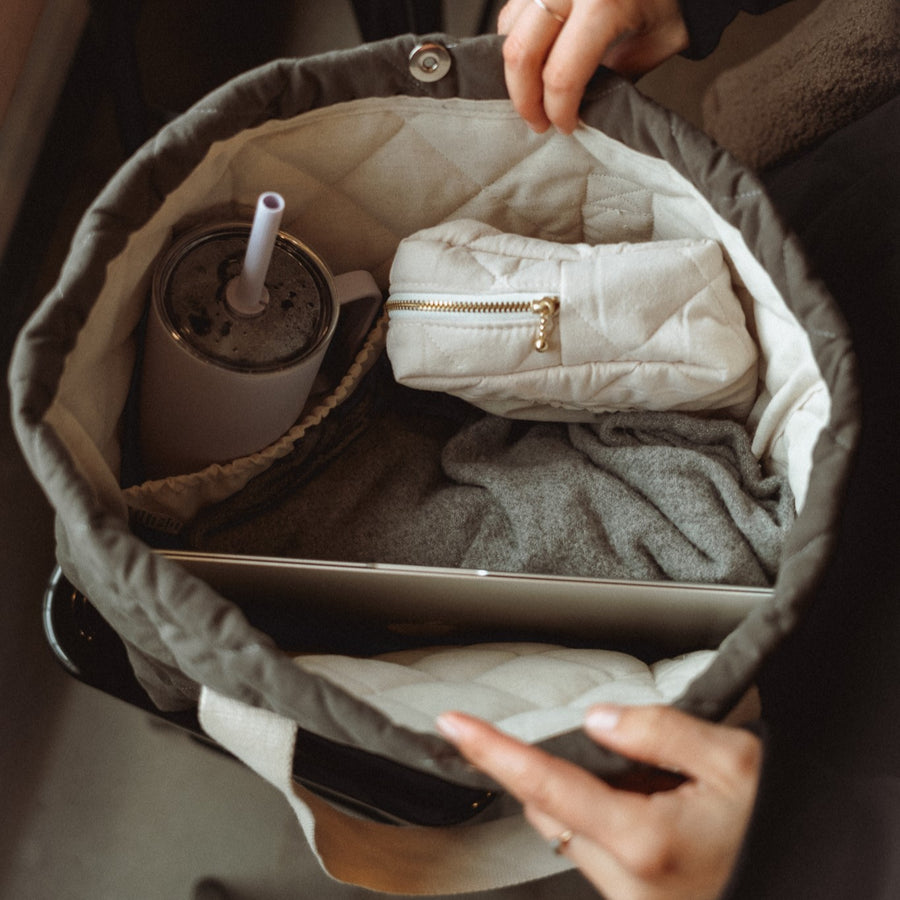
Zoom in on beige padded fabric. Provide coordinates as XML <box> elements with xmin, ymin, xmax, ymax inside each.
<box><xmin>294</xmin><ymin>644</ymin><xmax>717</xmax><ymax>743</ymax></box>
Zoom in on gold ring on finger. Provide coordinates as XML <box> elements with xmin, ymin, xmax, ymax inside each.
<box><xmin>532</xmin><ymin>0</ymin><xmax>567</xmax><ymax>24</ymax></box>
<box><xmin>550</xmin><ymin>828</ymin><xmax>574</xmax><ymax>855</ymax></box>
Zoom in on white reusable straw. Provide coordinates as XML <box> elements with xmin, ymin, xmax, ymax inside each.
<box><xmin>225</xmin><ymin>191</ymin><xmax>285</xmax><ymax>315</ymax></box>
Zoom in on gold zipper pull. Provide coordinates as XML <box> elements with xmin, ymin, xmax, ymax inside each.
<box><xmin>532</xmin><ymin>296</ymin><xmax>559</xmax><ymax>352</ymax></box>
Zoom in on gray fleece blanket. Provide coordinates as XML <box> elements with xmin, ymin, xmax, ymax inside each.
<box><xmin>185</xmin><ymin>360</ymin><xmax>794</xmax><ymax>587</ymax></box>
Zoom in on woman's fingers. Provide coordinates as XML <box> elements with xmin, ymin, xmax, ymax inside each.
<box><xmin>499</xmin><ymin>0</ymin><xmax>619</xmax><ymax>134</ymax></box>
<box><xmin>436</xmin><ymin>711</ymin><xmax>650</xmax><ymax>843</ymax></box>
<box><xmin>539</xmin><ymin>6</ymin><xmax>627</xmax><ymax>133</ymax></box>
<box><xmin>584</xmin><ymin>705</ymin><xmax>762</xmax><ymax>794</ymax></box>
<box><xmin>436</xmin><ymin>705</ymin><xmax>760</xmax><ymax>849</ymax></box>
<box><xmin>499</xmin><ymin>0</ymin><xmax>571</xmax><ymax>132</ymax></box>
<box><xmin>496</xmin><ymin>0</ymin><xmax>689</xmax><ymax>134</ymax></box>
<box><xmin>497</xmin><ymin>0</ymin><xmax>532</xmax><ymax>33</ymax></box>
<box><xmin>437</xmin><ymin>707</ymin><xmax>759</xmax><ymax>900</ymax></box>
<box><xmin>525</xmin><ymin>803</ymin><xmax>640</xmax><ymax>886</ymax></box>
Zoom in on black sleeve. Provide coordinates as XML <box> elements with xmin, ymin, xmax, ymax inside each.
<box><xmin>678</xmin><ymin>0</ymin><xmax>799</xmax><ymax>58</ymax></box>
<box><xmin>723</xmin><ymin>94</ymin><xmax>900</xmax><ymax>900</ymax></box>
<box><xmin>720</xmin><ymin>724</ymin><xmax>900</xmax><ymax>900</ymax></box>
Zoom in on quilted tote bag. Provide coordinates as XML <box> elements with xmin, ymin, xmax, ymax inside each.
<box><xmin>9</xmin><ymin>34</ymin><xmax>858</xmax><ymax>893</ymax></box>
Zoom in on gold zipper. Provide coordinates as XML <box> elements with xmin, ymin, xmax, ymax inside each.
<box><xmin>385</xmin><ymin>295</ymin><xmax>560</xmax><ymax>353</ymax></box>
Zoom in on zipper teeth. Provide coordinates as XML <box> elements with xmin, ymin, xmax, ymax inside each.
<box><xmin>385</xmin><ymin>298</ymin><xmax>535</xmax><ymax>314</ymax></box>
<box><xmin>386</xmin><ymin>294</ymin><xmax>560</xmax><ymax>353</ymax></box>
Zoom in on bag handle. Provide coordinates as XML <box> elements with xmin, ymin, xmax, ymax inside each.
<box><xmin>199</xmin><ymin>685</ymin><xmax>574</xmax><ymax>894</ymax></box>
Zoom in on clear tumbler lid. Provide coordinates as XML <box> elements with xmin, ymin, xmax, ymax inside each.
<box><xmin>155</xmin><ymin>225</ymin><xmax>333</xmax><ymax>372</ymax></box>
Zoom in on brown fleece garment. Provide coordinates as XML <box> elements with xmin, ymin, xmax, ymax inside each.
<box><xmin>702</xmin><ymin>0</ymin><xmax>900</xmax><ymax>169</ymax></box>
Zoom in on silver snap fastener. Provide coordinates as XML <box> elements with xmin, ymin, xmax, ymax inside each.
<box><xmin>409</xmin><ymin>42</ymin><xmax>452</xmax><ymax>82</ymax></box>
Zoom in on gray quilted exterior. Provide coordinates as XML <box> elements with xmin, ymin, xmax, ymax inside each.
<box><xmin>8</xmin><ymin>34</ymin><xmax>858</xmax><ymax>788</ymax></box>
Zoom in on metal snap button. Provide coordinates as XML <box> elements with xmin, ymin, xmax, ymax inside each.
<box><xmin>408</xmin><ymin>42</ymin><xmax>452</xmax><ymax>82</ymax></box>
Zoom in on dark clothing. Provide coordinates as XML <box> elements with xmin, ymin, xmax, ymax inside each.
<box><xmin>723</xmin><ymin>93</ymin><xmax>900</xmax><ymax>898</ymax></box>
<box><xmin>724</xmin><ymin>725</ymin><xmax>900</xmax><ymax>900</ymax></box>
<box><xmin>679</xmin><ymin>0</ymin><xmax>798</xmax><ymax>57</ymax></box>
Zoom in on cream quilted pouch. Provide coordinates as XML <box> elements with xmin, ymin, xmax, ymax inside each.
<box><xmin>386</xmin><ymin>219</ymin><xmax>759</xmax><ymax>420</ymax></box>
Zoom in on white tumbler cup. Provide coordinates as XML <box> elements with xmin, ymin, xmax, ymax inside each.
<box><xmin>139</xmin><ymin>223</ymin><xmax>381</xmax><ymax>477</ymax></box>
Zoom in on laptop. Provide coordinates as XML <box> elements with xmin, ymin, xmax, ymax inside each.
<box><xmin>160</xmin><ymin>549</ymin><xmax>772</xmax><ymax>654</ymax></box>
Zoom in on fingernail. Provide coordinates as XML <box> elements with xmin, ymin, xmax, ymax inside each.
<box><xmin>585</xmin><ymin>706</ymin><xmax>622</xmax><ymax>734</ymax></box>
<box><xmin>436</xmin><ymin>712</ymin><xmax>468</xmax><ymax>743</ymax></box>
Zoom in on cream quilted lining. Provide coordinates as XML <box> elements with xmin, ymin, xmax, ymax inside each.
<box><xmin>45</xmin><ymin>95</ymin><xmax>826</xmax><ymax>525</ymax></box>
<box><xmin>293</xmin><ymin>644</ymin><xmax>718</xmax><ymax>742</ymax></box>
<box><xmin>43</xmin><ymin>95</ymin><xmax>828</xmax><ymax>727</ymax></box>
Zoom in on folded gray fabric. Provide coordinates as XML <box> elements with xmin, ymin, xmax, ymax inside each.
<box><xmin>186</xmin><ymin>371</ymin><xmax>794</xmax><ymax>588</ymax></box>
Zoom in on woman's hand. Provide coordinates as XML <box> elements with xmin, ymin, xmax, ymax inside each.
<box><xmin>437</xmin><ymin>704</ymin><xmax>760</xmax><ymax>900</ymax></box>
<box><xmin>497</xmin><ymin>0</ymin><xmax>689</xmax><ymax>133</ymax></box>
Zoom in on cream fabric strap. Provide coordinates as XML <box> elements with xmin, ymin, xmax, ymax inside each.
<box><xmin>533</xmin><ymin>0</ymin><xmax>567</xmax><ymax>24</ymax></box>
<box><xmin>198</xmin><ymin>685</ymin><xmax>574</xmax><ymax>894</ymax></box>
